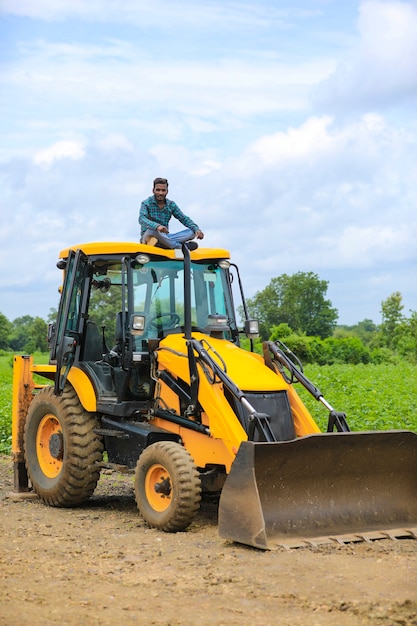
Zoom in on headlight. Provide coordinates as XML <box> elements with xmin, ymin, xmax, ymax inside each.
<box><xmin>135</xmin><ymin>253</ymin><xmax>150</xmax><ymax>265</ymax></box>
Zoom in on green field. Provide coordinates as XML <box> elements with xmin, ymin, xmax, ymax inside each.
<box><xmin>296</xmin><ymin>362</ymin><xmax>417</xmax><ymax>432</ymax></box>
<box><xmin>0</xmin><ymin>353</ymin><xmax>49</xmax><ymax>454</ymax></box>
<box><xmin>1</xmin><ymin>354</ymin><xmax>416</xmax><ymax>455</ymax></box>
<box><xmin>0</xmin><ymin>355</ymin><xmax>13</xmax><ymax>453</ymax></box>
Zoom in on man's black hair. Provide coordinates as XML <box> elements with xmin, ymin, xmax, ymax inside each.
<box><xmin>153</xmin><ymin>177</ymin><xmax>168</xmax><ymax>187</ymax></box>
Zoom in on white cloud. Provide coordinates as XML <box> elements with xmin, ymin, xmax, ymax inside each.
<box><xmin>358</xmin><ymin>0</ymin><xmax>417</xmax><ymax>64</ymax></box>
<box><xmin>3</xmin><ymin>39</ymin><xmax>332</xmax><ymax>113</ymax></box>
<box><xmin>33</xmin><ymin>140</ymin><xmax>86</xmax><ymax>167</ymax></box>
<box><xmin>0</xmin><ymin>36</ymin><xmax>336</xmax><ymax>166</ymax></box>
<box><xmin>315</xmin><ymin>0</ymin><xmax>417</xmax><ymax>110</ymax></box>
<box><xmin>233</xmin><ymin>113</ymin><xmax>397</xmax><ymax>185</ymax></box>
<box><xmin>0</xmin><ymin>0</ymin><xmax>319</xmax><ymax>30</ymax></box>
<box><xmin>318</xmin><ymin>224</ymin><xmax>413</xmax><ymax>268</ymax></box>
<box><xmin>249</xmin><ymin>116</ymin><xmax>334</xmax><ymax>164</ymax></box>
<box><xmin>95</xmin><ymin>134</ymin><xmax>135</xmax><ymax>154</ymax></box>
<box><xmin>3</xmin><ymin>103</ymin><xmax>417</xmax><ymax>323</ymax></box>
<box><xmin>2</xmin><ymin>1</ymin><xmax>417</xmax><ymax>326</ymax></box>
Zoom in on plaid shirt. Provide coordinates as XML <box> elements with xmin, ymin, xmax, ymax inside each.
<box><xmin>139</xmin><ymin>195</ymin><xmax>200</xmax><ymax>237</ymax></box>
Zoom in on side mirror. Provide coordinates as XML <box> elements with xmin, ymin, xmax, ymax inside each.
<box><xmin>47</xmin><ymin>323</ymin><xmax>56</xmax><ymax>346</ymax></box>
<box><xmin>244</xmin><ymin>319</ymin><xmax>259</xmax><ymax>340</ymax></box>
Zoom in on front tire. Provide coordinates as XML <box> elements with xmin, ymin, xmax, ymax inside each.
<box><xmin>134</xmin><ymin>441</ymin><xmax>201</xmax><ymax>532</ymax></box>
<box><xmin>24</xmin><ymin>385</ymin><xmax>103</xmax><ymax>506</ymax></box>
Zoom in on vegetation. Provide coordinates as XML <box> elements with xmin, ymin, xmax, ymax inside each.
<box><xmin>0</xmin><ymin>352</ymin><xmax>50</xmax><ymax>454</ymax></box>
<box><xmin>0</xmin><ymin>312</ymin><xmax>50</xmax><ymax>354</ymax></box>
<box><xmin>0</xmin><ymin>354</ymin><xmax>13</xmax><ymax>454</ymax></box>
<box><xmin>296</xmin><ymin>362</ymin><xmax>417</xmax><ymax>433</ymax></box>
<box><xmin>242</xmin><ymin>281</ymin><xmax>417</xmax><ymax>366</ymax></box>
<box><xmin>245</xmin><ymin>272</ymin><xmax>338</xmax><ymax>340</ymax></box>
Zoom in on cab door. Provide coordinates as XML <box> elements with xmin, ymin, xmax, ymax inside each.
<box><xmin>51</xmin><ymin>249</ymin><xmax>91</xmax><ymax>394</ymax></box>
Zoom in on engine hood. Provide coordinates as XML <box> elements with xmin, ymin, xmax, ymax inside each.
<box><xmin>157</xmin><ymin>332</ymin><xmax>288</xmax><ymax>393</ymax></box>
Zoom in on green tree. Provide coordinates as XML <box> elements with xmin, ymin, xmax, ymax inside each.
<box><xmin>269</xmin><ymin>323</ymin><xmax>294</xmax><ymax>341</ymax></box>
<box><xmin>24</xmin><ymin>317</ymin><xmax>49</xmax><ymax>353</ymax></box>
<box><xmin>353</xmin><ymin>319</ymin><xmax>378</xmax><ymax>346</ymax></box>
<box><xmin>379</xmin><ymin>292</ymin><xmax>404</xmax><ymax>350</ymax></box>
<box><xmin>246</xmin><ymin>272</ymin><xmax>338</xmax><ymax>340</ymax></box>
<box><xmin>9</xmin><ymin>315</ymin><xmax>48</xmax><ymax>353</ymax></box>
<box><xmin>88</xmin><ymin>284</ymin><xmax>125</xmax><ymax>346</ymax></box>
<box><xmin>0</xmin><ymin>312</ymin><xmax>12</xmax><ymax>350</ymax></box>
<box><xmin>9</xmin><ymin>315</ymin><xmax>35</xmax><ymax>352</ymax></box>
<box><xmin>395</xmin><ymin>310</ymin><xmax>417</xmax><ymax>362</ymax></box>
<box><xmin>335</xmin><ymin>319</ymin><xmax>378</xmax><ymax>346</ymax></box>
<box><xmin>47</xmin><ymin>307</ymin><xmax>58</xmax><ymax>325</ymax></box>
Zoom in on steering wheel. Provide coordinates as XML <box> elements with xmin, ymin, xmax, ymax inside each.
<box><xmin>148</xmin><ymin>312</ymin><xmax>181</xmax><ymax>332</ymax></box>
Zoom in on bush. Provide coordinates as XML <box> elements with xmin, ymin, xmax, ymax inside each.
<box><xmin>321</xmin><ymin>336</ymin><xmax>371</xmax><ymax>365</ymax></box>
<box><xmin>268</xmin><ymin>329</ymin><xmax>371</xmax><ymax>366</ymax></box>
<box><xmin>370</xmin><ymin>347</ymin><xmax>401</xmax><ymax>365</ymax></box>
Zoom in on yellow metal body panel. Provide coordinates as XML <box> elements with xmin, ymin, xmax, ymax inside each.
<box><xmin>12</xmin><ymin>336</ymin><xmax>318</xmax><ymax>475</ymax></box>
<box><xmin>12</xmin><ymin>356</ymin><xmax>36</xmax><ymax>459</ymax></box>
<box><xmin>66</xmin><ymin>368</ymin><xmax>97</xmax><ymax>411</ymax></box>
<box><xmin>58</xmin><ymin>241</ymin><xmax>230</xmax><ymax>263</ymax></box>
<box><xmin>286</xmin><ymin>385</ymin><xmax>321</xmax><ymax>436</ymax></box>
<box><xmin>158</xmin><ymin>333</ymin><xmax>289</xmax><ymax>392</ymax></box>
<box><xmin>155</xmin><ymin>336</ymin><xmax>248</xmax><ymax>471</ymax></box>
<box><xmin>30</xmin><ymin>363</ymin><xmax>97</xmax><ymax>411</ymax></box>
<box><xmin>154</xmin><ymin>332</ymin><xmax>319</xmax><ymax>471</ymax></box>
<box><xmin>31</xmin><ymin>363</ymin><xmax>55</xmax><ymax>377</ymax></box>
<box><xmin>126</xmin><ymin>369</ymin><xmax>237</xmax><ymax>469</ymax></box>
<box><xmin>12</xmin><ymin>358</ymin><xmax>97</xmax><ymax>432</ymax></box>
<box><xmin>179</xmin><ymin>427</ymin><xmax>234</xmax><ymax>469</ymax></box>
<box><xmin>151</xmin><ymin>413</ymin><xmax>236</xmax><ymax>471</ymax></box>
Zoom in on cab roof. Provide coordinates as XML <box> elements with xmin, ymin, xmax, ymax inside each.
<box><xmin>58</xmin><ymin>241</ymin><xmax>231</xmax><ymax>262</ymax></box>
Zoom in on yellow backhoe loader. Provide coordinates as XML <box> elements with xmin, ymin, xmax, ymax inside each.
<box><xmin>12</xmin><ymin>241</ymin><xmax>417</xmax><ymax>549</ymax></box>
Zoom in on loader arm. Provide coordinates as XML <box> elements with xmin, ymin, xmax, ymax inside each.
<box><xmin>190</xmin><ymin>338</ymin><xmax>278</xmax><ymax>442</ymax></box>
<box><xmin>264</xmin><ymin>340</ymin><xmax>350</xmax><ymax>432</ymax></box>
<box><xmin>181</xmin><ymin>243</ymin><xmax>278</xmax><ymax>443</ymax></box>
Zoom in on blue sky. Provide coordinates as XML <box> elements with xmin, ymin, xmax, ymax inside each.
<box><xmin>1</xmin><ymin>0</ymin><xmax>417</xmax><ymax>326</ymax></box>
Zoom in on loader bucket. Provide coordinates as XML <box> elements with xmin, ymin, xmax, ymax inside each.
<box><xmin>218</xmin><ymin>431</ymin><xmax>417</xmax><ymax>549</ymax></box>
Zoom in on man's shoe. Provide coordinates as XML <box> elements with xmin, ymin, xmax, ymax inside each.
<box><xmin>185</xmin><ymin>241</ymin><xmax>198</xmax><ymax>251</ymax></box>
<box><xmin>146</xmin><ymin>236</ymin><xmax>158</xmax><ymax>246</ymax></box>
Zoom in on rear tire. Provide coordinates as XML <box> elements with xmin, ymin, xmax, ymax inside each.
<box><xmin>134</xmin><ymin>441</ymin><xmax>201</xmax><ymax>532</ymax></box>
<box><xmin>24</xmin><ymin>385</ymin><xmax>103</xmax><ymax>506</ymax></box>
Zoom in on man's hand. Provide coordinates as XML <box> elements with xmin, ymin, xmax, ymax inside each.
<box><xmin>195</xmin><ymin>230</ymin><xmax>204</xmax><ymax>239</ymax></box>
<box><xmin>157</xmin><ymin>225</ymin><xmax>169</xmax><ymax>234</ymax></box>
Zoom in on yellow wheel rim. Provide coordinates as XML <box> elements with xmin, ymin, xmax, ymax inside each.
<box><xmin>145</xmin><ymin>463</ymin><xmax>172</xmax><ymax>512</ymax></box>
<box><xmin>36</xmin><ymin>414</ymin><xmax>63</xmax><ymax>478</ymax></box>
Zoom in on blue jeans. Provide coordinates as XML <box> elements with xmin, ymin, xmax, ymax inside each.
<box><xmin>141</xmin><ymin>228</ymin><xmax>195</xmax><ymax>249</ymax></box>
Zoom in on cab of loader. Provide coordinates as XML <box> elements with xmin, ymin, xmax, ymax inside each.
<box><xmin>48</xmin><ymin>243</ymin><xmax>254</xmax><ymax>412</ymax></box>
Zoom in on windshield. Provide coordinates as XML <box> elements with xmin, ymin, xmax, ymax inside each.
<box><xmin>86</xmin><ymin>258</ymin><xmax>238</xmax><ymax>355</ymax></box>
<box><xmin>132</xmin><ymin>259</ymin><xmax>237</xmax><ymax>340</ymax></box>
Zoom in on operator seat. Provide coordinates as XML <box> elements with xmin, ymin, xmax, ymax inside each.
<box><xmin>83</xmin><ymin>320</ymin><xmax>103</xmax><ymax>362</ymax></box>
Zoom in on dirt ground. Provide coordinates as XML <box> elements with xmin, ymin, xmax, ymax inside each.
<box><xmin>0</xmin><ymin>455</ymin><xmax>416</xmax><ymax>626</ymax></box>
